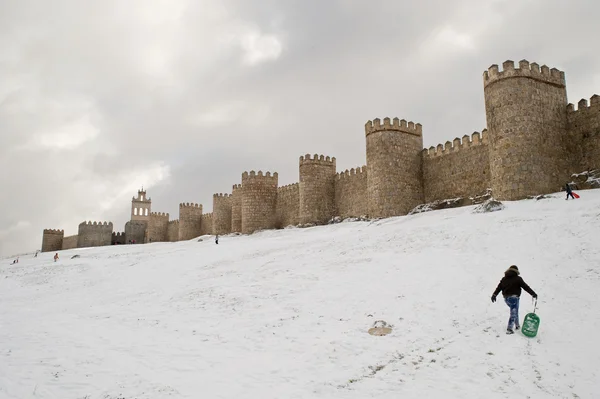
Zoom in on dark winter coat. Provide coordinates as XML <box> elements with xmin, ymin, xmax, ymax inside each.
<box><xmin>565</xmin><ymin>184</ymin><xmax>572</xmax><ymax>194</ymax></box>
<box><xmin>492</xmin><ymin>269</ymin><xmax>537</xmax><ymax>298</ymax></box>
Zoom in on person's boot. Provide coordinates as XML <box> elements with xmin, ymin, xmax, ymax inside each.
<box><xmin>506</xmin><ymin>328</ymin><xmax>514</xmax><ymax>334</ymax></box>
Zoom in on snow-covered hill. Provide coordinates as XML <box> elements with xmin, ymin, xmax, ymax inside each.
<box><xmin>1</xmin><ymin>191</ymin><xmax>599</xmax><ymax>399</ymax></box>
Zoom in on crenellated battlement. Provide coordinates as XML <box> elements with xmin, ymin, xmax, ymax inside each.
<box><xmin>365</xmin><ymin>117</ymin><xmax>422</xmax><ymax>137</ymax></box>
<box><xmin>43</xmin><ymin>228</ymin><xmax>64</xmax><ymax>235</ymax></box>
<box><xmin>299</xmin><ymin>154</ymin><xmax>336</xmax><ymax>166</ymax></box>
<box><xmin>422</xmin><ymin>129</ymin><xmax>489</xmax><ymax>158</ymax></box>
<box><xmin>567</xmin><ymin>95</ymin><xmax>600</xmax><ymax>112</ymax></box>
<box><xmin>241</xmin><ymin>170</ymin><xmax>279</xmax><ymax>182</ymax></box>
<box><xmin>483</xmin><ymin>59</ymin><xmax>565</xmax><ymax>88</ymax></box>
<box><xmin>36</xmin><ymin>57</ymin><xmax>600</xmax><ymax>247</ymax></box>
<box><xmin>79</xmin><ymin>221</ymin><xmax>113</xmax><ymax>228</ymax></box>
<box><xmin>179</xmin><ymin>202</ymin><xmax>201</xmax><ymax>208</ymax></box>
<box><xmin>150</xmin><ymin>212</ymin><xmax>169</xmax><ymax>217</ymax></box>
<box><xmin>336</xmin><ymin>166</ymin><xmax>367</xmax><ymax>180</ymax></box>
<box><xmin>278</xmin><ymin>183</ymin><xmax>299</xmax><ymax>193</ymax></box>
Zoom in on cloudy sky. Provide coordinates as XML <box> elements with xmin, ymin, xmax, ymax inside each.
<box><xmin>1</xmin><ymin>0</ymin><xmax>598</xmax><ymax>257</ymax></box>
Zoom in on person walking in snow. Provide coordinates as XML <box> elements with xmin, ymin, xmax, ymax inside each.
<box><xmin>215</xmin><ymin>235</ymin><xmax>219</xmax><ymax>245</ymax></box>
<box><xmin>565</xmin><ymin>182</ymin><xmax>575</xmax><ymax>200</ymax></box>
<box><xmin>491</xmin><ymin>265</ymin><xmax>538</xmax><ymax>334</ymax></box>
<box><xmin>53</xmin><ymin>253</ymin><xmax>59</xmax><ymax>262</ymax></box>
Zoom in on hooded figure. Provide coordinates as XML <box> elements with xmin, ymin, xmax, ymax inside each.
<box><xmin>491</xmin><ymin>265</ymin><xmax>538</xmax><ymax>334</ymax></box>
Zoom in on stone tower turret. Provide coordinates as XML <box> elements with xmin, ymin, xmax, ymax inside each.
<box><xmin>178</xmin><ymin>203</ymin><xmax>203</xmax><ymax>240</ymax></box>
<box><xmin>241</xmin><ymin>171</ymin><xmax>278</xmax><ymax>234</ymax></box>
<box><xmin>299</xmin><ymin>154</ymin><xmax>336</xmax><ymax>225</ymax></box>
<box><xmin>231</xmin><ymin>184</ymin><xmax>242</xmax><ymax>233</ymax></box>
<box><xmin>131</xmin><ymin>188</ymin><xmax>151</xmax><ymax>221</ymax></box>
<box><xmin>41</xmin><ymin>229</ymin><xmax>64</xmax><ymax>252</ymax></box>
<box><xmin>365</xmin><ymin>117</ymin><xmax>424</xmax><ymax>218</ymax></box>
<box><xmin>484</xmin><ymin>60</ymin><xmax>569</xmax><ymax>200</ymax></box>
<box><xmin>213</xmin><ymin>193</ymin><xmax>233</xmax><ymax>235</ymax></box>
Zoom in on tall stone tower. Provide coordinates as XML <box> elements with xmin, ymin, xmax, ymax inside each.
<box><xmin>241</xmin><ymin>171</ymin><xmax>278</xmax><ymax>234</ymax></box>
<box><xmin>484</xmin><ymin>60</ymin><xmax>569</xmax><ymax>200</ymax></box>
<box><xmin>299</xmin><ymin>154</ymin><xmax>336</xmax><ymax>225</ymax></box>
<box><xmin>131</xmin><ymin>188</ymin><xmax>151</xmax><ymax>221</ymax></box>
<box><xmin>213</xmin><ymin>193</ymin><xmax>233</xmax><ymax>235</ymax></box>
<box><xmin>178</xmin><ymin>203</ymin><xmax>203</xmax><ymax>240</ymax></box>
<box><xmin>366</xmin><ymin>117</ymin><xmax>424</xmax><ymax>218</ymax></box>
<box><xmin>231</xmin><ymin>184</ymin><xmax>242</xmax><ymax>233</ymax></box>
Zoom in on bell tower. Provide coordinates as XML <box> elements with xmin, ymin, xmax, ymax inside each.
<box><xmin>131</xmin><ymin>188</ymin><xmax>151</xmax><ymax>221</ymax></box>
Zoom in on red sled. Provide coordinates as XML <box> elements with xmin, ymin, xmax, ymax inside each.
<box><xmin>573</xmin><ymin>192</ymin><xmax>580</xmax><ymax>199</ymax></box>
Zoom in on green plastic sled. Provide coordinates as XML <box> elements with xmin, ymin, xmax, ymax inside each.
<box><xmin>522</xmin><ymin>312</ymin><xmax>540</xmax><ymax>338</ymax></box>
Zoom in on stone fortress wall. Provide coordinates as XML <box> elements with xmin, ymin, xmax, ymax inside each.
<box><xmin>178</xmin><ymin>203</ymin><xmax>202</xmax><ymax>241</ymax></box>
<box><xmin>77</xmin><ymin>221</ymin><xmax>113</xmax><ymax>248</ymax></box>
<box><xmin>200</xmin><ymin>213</ymin><xmax>213</xmax><ymax>236</ymax></box>
<box><xmin>167</xmin><ymin>220</ymin><xmax>179</xmax><ymax>242</ymax></box>
<box><xmin>148</xmin><ymin>212</ymin><xmax>169</xmax><ymax>243</ymax></box>
<box><xmin>335</xmin><ymin>166</ymin><xmax>367</xmax><ymax>218</ymax></box>
<box><xmin>276</xmin><ymin>183</ymin><xmax>300</xmax><ymax>228</ymax></box>
<box><xmin>62</xmin><ymin>235</ymin><xmax>78</xmax><ymax>250</ymax></box>
<box><xmin>41</xmin><ymin>58</ymin><xmax>600</xmax><ymax>252</ymax></box>
<box><xmin>231</xmin><ymin>184</ymin><xmax>243</xmax><ymax>233</ymax></box>
<box><xmin>42</xmin><ymin>229</ymin><xmax>64</xmax><ymax>252</ymax></box>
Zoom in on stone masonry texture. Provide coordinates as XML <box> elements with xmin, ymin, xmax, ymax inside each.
<box><xmin>422</xmin><ymin>131</ymin><xmax>491</xmax><ymax>201</ymax></box>
<box><xmin>334</xmin><ymin>166</ymin><xmax>368</xmax><ymax>218</ymax></box>
<box><xmin>484</xmin><ymin>60</ymin><xmax>569</xmax><ymax>200</ymax></box>
<box><xmin>167</xmin><ymin>221</ymin><xmax>180</xmax><ymax>242</ymax></box>
<box><xmin>61</xmin><ymin>235</ymin><xmax>78</xmax><ymax>250</ymax></box>
<box><xmin>178</xmin><ymin>203</ymin><xmax>203</xmax><ymax>240</ymax></box>
<box><xmin>231</xmin><ymin>184</ymin><xmax>243</xmax><ymax>233</ymax></box>
<box><xmin>299</xmin><ymin>154</ymin><xmax>337</xmax><ymax>224</ymax></box>
<box><xmin>213</xmin><ymin>194</ymin><xmax>233</xmax><ymax>235</ymax></box>
<box><xmin>125</xmin><ymin>220</ymin><xmax>147</xmax><ymax>244</ymax></box>
<box><xmin>241</xmin><ymin>171</ymin><xmax>278</xmax><ymax>234</ymax></box>
<box><xmin>112</xmin><ymin>232</ymin><xmax>126</xmax><ymax>245</ymax></box>
<box><xmin>39</xmin><ymin>58</ymin><xmax>600</xmax><ymax>250</ymax></box>
<box><xmin>568</xmin><ymin>95</ymin><xmax>600</xmax><ymax>171</ymax></box>
<box><xmin>41</xmin><ymin>229</ymin><xmax>64</xmax><ymax>252</ymax></box>
<box><xmin>276</xmin><ymin>183</ymin><xmax>300</xmax><ymax>228</ymax></box>
<box><xmin>77</xmin><ymin>221</ymin><xmax>113</xmax><ymax>248</ymax></box>
<box><xmin>366</xmin><ymin>118</ymin><xmax>424</xmax><ymax>217</ymax></box>
<box><xmin>148</xmin><ymin>212</ymin><xmax>169</xmax><ymax>243</ymax></box>
<box><xmin>200</xmin><ymin>213</ymin><xmax>213</xmax><ymax>236</ymax></box>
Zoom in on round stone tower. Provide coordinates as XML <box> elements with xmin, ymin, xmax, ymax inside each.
<box><xmin>231</xmin><ymin>184</ymin><xmax>243</xmax><ymax>233</ymax></box>
<box><xmin>178</xmin><ymin>203</ymin><xmax>203</xmax><ymax>240</ymax></box>
<box><xmin>212</xmin><ymin>193</ymin><xmax>233</xmax><ymax>235</ymax></box>
<box><xmin>241</xmin><ymin>170</ymin><xmax>278</xmax><ymax>234</ymax></box>
<box><xmin>299</xmin><ymin>154</ymin><xmax>336</xmax><ymax>225</ymax></box>
<box><xmin>365</xmin><ymin>117</ymin><xmax>424</xmax><ymax>218</ymax></box>
<box><xmin>483</xmin><ymin>60</ymin><xmax>569</xmax><ymax>200</ymax></box>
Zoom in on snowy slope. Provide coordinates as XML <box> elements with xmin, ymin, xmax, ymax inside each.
<box><xmin>1</xmin><ymin>191</ymin><xmax>599</xmax><ymax>399</ymax></box>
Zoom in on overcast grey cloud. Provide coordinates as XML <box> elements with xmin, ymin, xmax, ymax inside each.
<box><xmin>1</xmin><ymin>0</ymin><xmax>598</xmax><ymax>256</ymax></box>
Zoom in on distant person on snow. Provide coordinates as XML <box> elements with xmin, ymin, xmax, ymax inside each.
<box><xmin>491</xmin><ymin>265</ymin><xmax>538</xmax><ymax>335</ymax></box>
<box><xmin>215</xmin><ymin>235</ymin><xmax>219</xmax><ymax>245</ymax></box>
<box><xmin>54</xmin><ymin>253</ymin><xmax>59</xmax><ymax>262</ymax></box>
<box><xmin>565</xmin><ymin>182</ymin><xmax>575</xmax><ymax>200</ymax></box>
